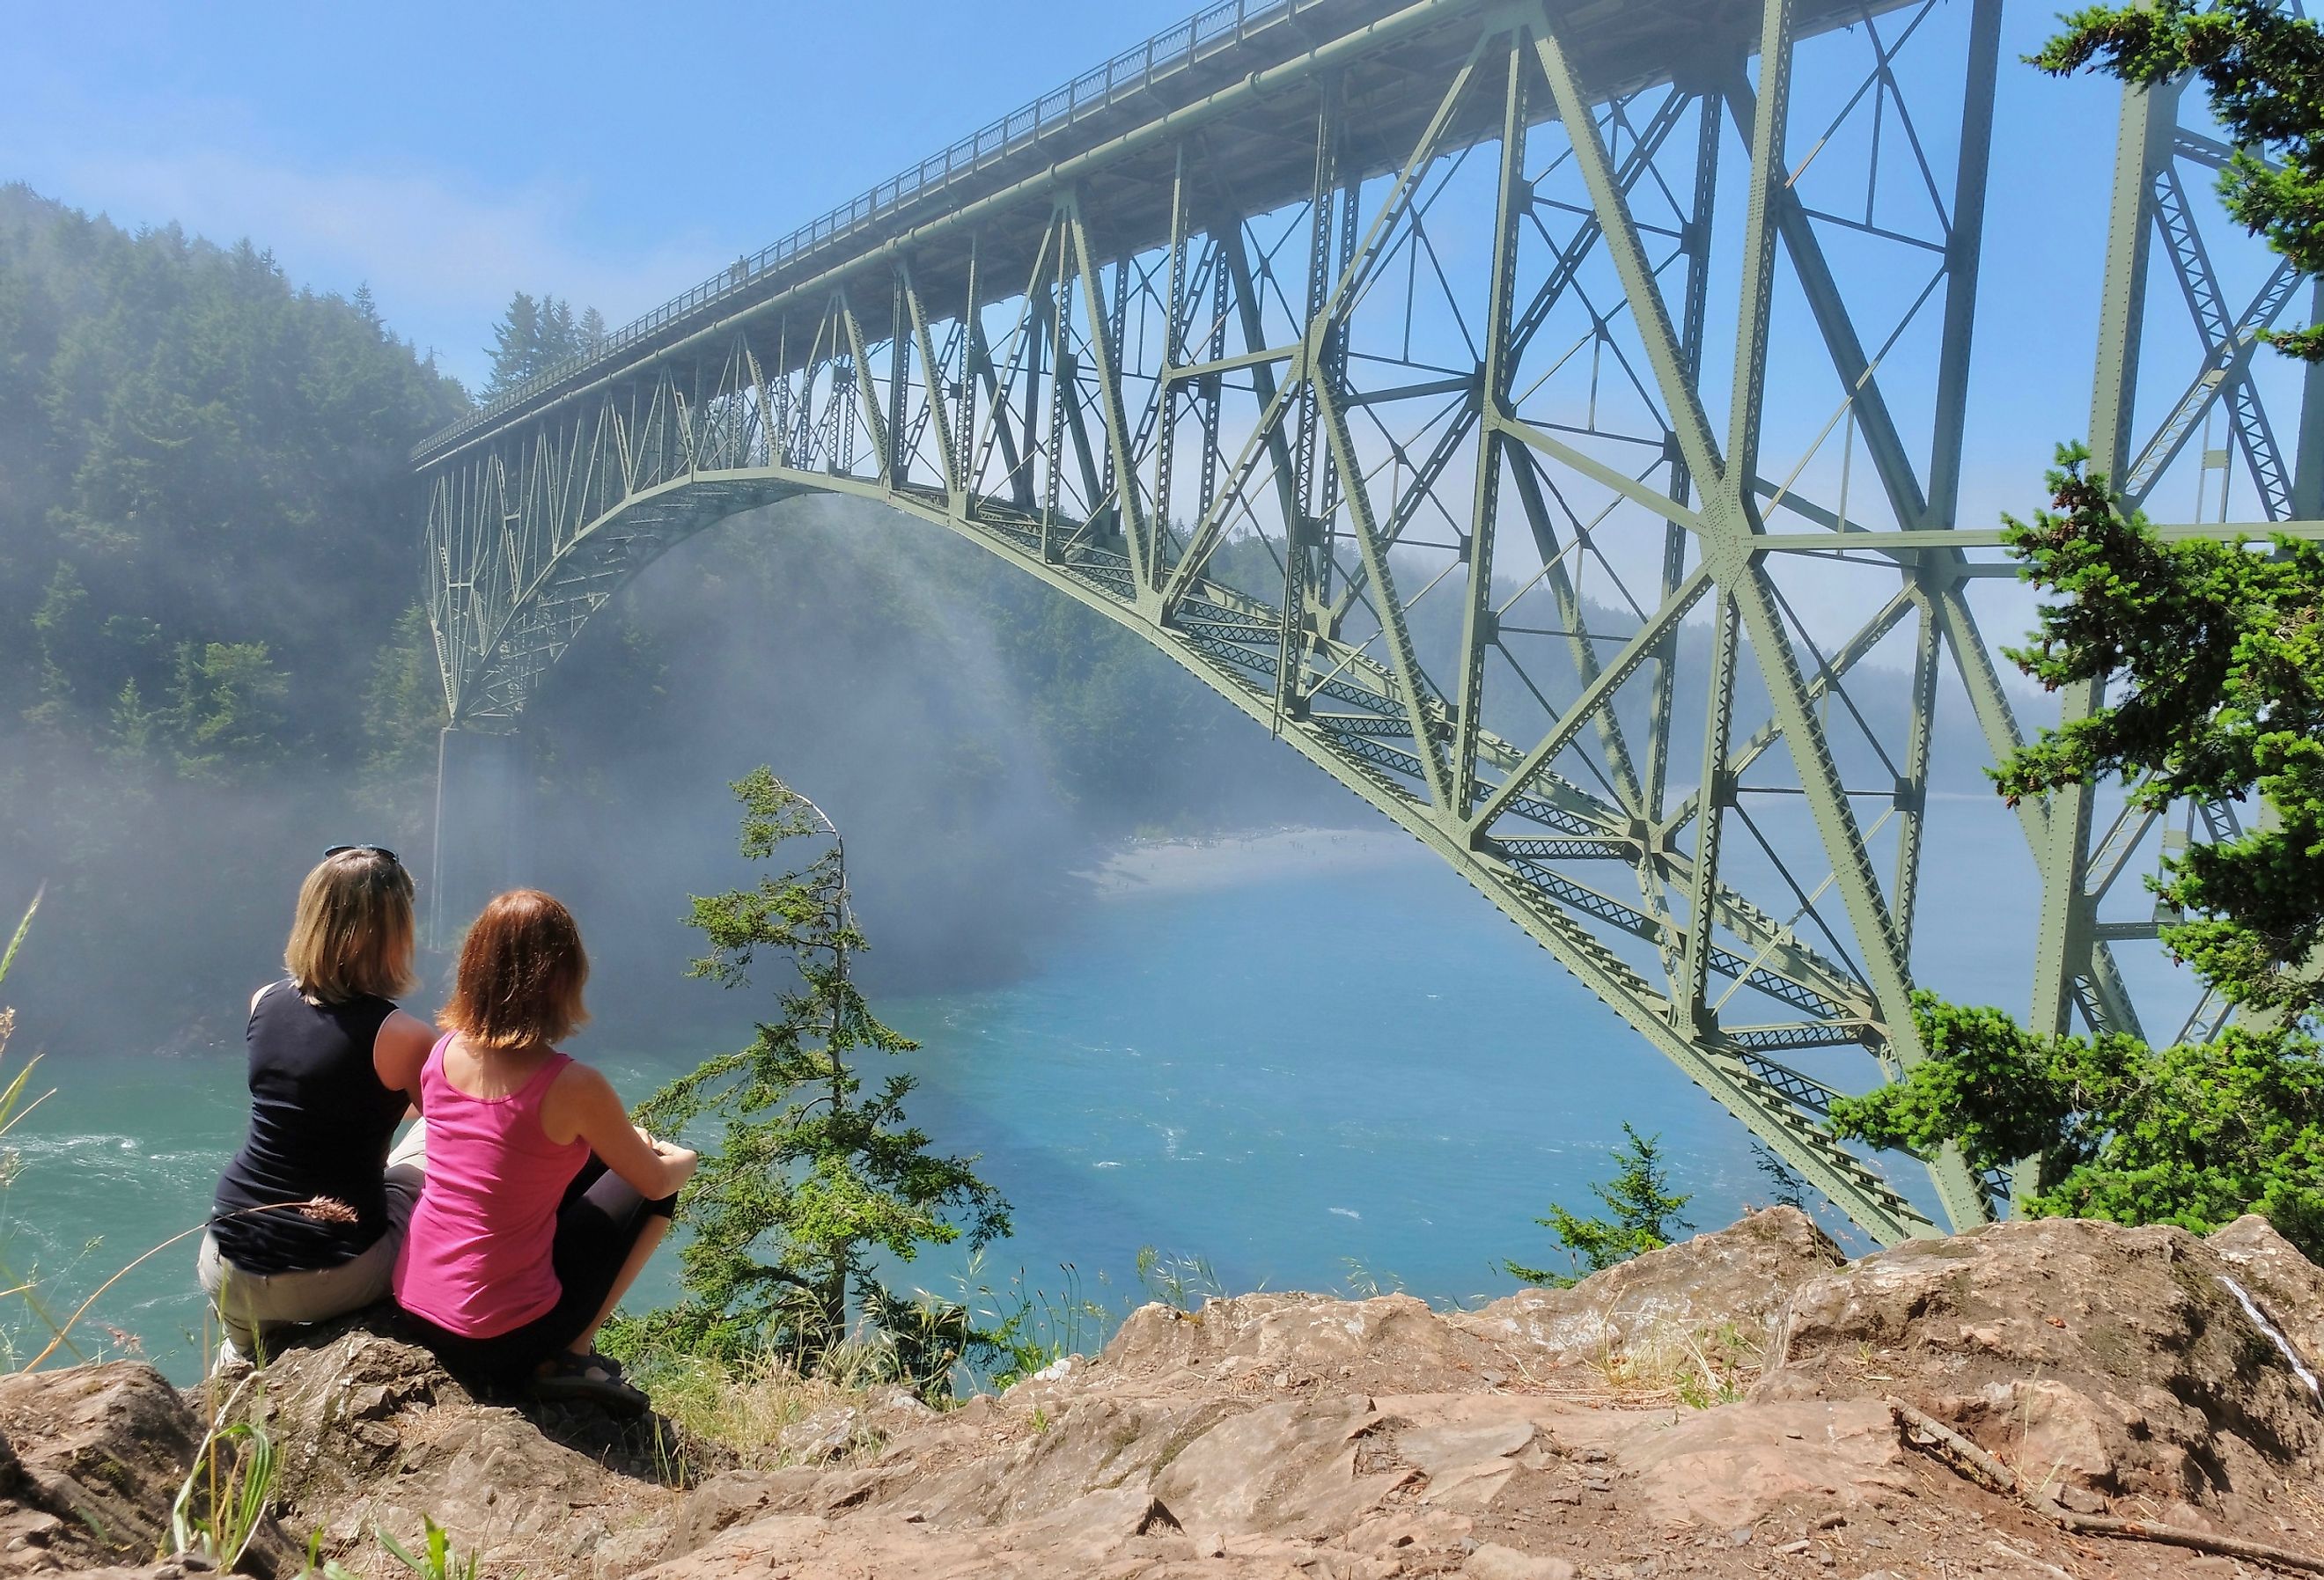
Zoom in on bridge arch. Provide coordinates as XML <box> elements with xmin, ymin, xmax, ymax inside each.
<box><xmin>416</xmin><ymin>0</ymin><xmax>2323</xmax><ymax>1246</ymax></box>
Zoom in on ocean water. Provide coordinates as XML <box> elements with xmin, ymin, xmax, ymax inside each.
<box><xmin>0</xmin><ymin>799</ymin><xmax>2159</xmax><ymax>1385</ymax></box>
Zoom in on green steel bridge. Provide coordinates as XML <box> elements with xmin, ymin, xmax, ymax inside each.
<box><xmin>414</xmin><ymin>0</ymin><xmax>2321</xmax><ymax>1245</ymax></box>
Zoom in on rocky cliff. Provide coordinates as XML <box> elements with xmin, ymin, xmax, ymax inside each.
<box><xmin>0</xmin><ymin>1209</ymin><xmax>2315</xmax><ymax>1579</ymax></box>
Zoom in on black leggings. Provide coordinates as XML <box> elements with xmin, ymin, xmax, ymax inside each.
<box><xmin>404</xmin><ymin>1158</ymin><xmax>676</xmax><ymax>1391</ymax></box>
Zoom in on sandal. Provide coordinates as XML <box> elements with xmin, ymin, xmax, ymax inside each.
<box><xmin>529</xmin><ymin>1349</ymin><xmax>648</xmax><ymax>1416</ymax></box>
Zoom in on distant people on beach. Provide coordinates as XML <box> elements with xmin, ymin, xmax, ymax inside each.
<box><xmin>390</xmin><ymin>889</ymin><xmax>695</xmax><ymax>1415</ymax></box>
<box><xmin>201</xmin><ymin>846</ymin><xmax>435</xmax><ymax>1364</ymax></box>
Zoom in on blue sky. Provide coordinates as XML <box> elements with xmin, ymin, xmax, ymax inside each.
<box><xmin>2</xmin><ymin>0</ymin><xmax>2271</xmax><ymax>552</ymax></box>
<box><xmin>6</xmin><ymin>0</ymin><xmax>1208</xmax><ymax>385</ymax></box>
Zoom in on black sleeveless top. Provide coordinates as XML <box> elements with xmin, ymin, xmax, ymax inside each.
<box><xmin>210</xmin><ymin>981</ymin><xmax>408</xmax><ymax>1274</ymax></box>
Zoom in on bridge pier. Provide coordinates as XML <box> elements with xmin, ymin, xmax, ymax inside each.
<box><xmin>428</xmin><ymin>724</ymin><xmax>526</xmax><ymax>950</ymax></box>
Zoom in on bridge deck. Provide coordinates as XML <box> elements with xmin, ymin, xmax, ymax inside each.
<box><xmin>416</xmin><ymin>0</ymin><xmax>1907</xmax><ymax>468</ymax></box>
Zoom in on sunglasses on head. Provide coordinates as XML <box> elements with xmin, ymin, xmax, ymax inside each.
<box><xmin>324</xmin><ymin>844</ymin><xmax>401</xmax><ymax>866</ymax></box>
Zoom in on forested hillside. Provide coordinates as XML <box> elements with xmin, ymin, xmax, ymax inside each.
<box><xmin>0</xmin><ymin>186</ymin><xmax>471</xmax><ymax>760</ymax></box>
<box><xmin>0</xmin><ymin>184</ymin><xmax>473</xmax><ymax>1051</ymax></box>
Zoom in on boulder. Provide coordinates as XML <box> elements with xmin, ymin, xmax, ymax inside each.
<box><xmin>0</xmin><ymin>1363</ymin><xmax>201</xmax><ymax>1574</ymax></box>
<box><xmin>2208</xmin><ymin>1213</ymin><xmax>2324</xmax><ymax>1380</ymax></box>
<box><xmin>772</xmin><ymin>1387</ymin><xmax>938</xmax><ymax>1466</ymax></box>
<box><xmin>1754</xmin><ymin>1217</ymin><xmax>2324</xmax><ymax>1524</ymax></box>
<box><xmin>0</xmin><ymin>1361</ymin><xmax>298</xmax><ymax>1578</ymax></box>
<box><xmin>1449</xmin><ymin>1206</ymin><xmax>1845</xmax><ymax>1384</ymax></box>
<box><xmin>1085</xmin><ymin>1291</ymin><xmax>1513</xmax><ymax>1399</ymax></box>
<box><xmin>0</xmin><ymin>1363</ymin><xmax>200</xmax><ymax>1576</ymax></box>
<box><xmin>236</xmin><ymin>1325</ymin><xmax>699</xmax><ymax>1577</ymax></box>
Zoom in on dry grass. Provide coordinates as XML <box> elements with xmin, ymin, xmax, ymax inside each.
<box><xmin>1475</xmin><ymin>1307</ymin><xmax>1772</xmax><ymax>1409</ymax></box>
<box><xmin>622</xmin><ymin>1346</ymin><xmax>898</xmax><ymax>1466</ymax></box>
<box><xmin>1576</xmin><ymin>1310</ymin><xmax>1766</xmax><ymax>1407</ymax></box>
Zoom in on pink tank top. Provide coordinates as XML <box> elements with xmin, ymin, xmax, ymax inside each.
<box><xmin>393</xmin><ymin>1034</ymin><xmax>588</xmax><ymax>1337</ymax></box>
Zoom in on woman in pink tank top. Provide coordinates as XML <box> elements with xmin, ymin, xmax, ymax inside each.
<box><xmin>393</xmin><ymin>890</ymin><xmax>695</xmax><ymax>1413</ymax></box>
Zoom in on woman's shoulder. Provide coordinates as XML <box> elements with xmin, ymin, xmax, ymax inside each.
<box><xmin>527</xmin><ymin>1047</ymin><xmax>599</xmax><ymax>1113</ymax></box>
<box><xmin>540</xmin><ymin>1053</ymin><xmax>616</xmax><ymax>1114</ymax></box>
<box><xmin>543</xmin><ymin>1051</ymin><xmax>606</xmax><ymax>1091</ymax></box>
<box><xmin>268</xmin><ymin>981</ymin><xmax>398</xmax><ymax>1018</ymax></box>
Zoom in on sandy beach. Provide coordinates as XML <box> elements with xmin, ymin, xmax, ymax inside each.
<box><xmin>1076</xmin><ymin>824</ymin><xmax>1421</xmax><ymax>899</ymax></box>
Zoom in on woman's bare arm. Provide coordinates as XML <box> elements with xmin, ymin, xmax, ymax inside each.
<box><xmin>542</xmin><ymin>1064</ymin><xmax>696</xmax><ymax>1199</ymax></box>
<box><xmin>371</xmin><ymin>1010</ymin><xmax>438</xmax><ymax>1112</ymax></box>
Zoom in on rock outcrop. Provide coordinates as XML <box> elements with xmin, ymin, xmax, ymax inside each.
<box><xmin>1754</xmin><ymin>1216</ymin><xmax>2324</xmax><ymax>1528</ymax></box>
<box><xmin>0</xmin><ymin>1209</ymin><xmax>2315</xmax><ymax>1579</ymax></box>
<box><xmin>607</xmin><ymin>1210</ymin><xmax>2320</xmax><ymax>1579</ymax></box>
<box><xmin>244</xmin><ymin>1326</ymin><xmax>695</xmax><ymax>1576</ymax></box>
<box><xmin>1448</xmin><ymin>1201</ymin><xmax>1848</xmax><ymax>1378</ymax></box>
<box><xmin>0</xmin><ymin>1362</ymin><xmax>298</xmax><ymax>1577</ymax></box>
<box><xmin>2210</xmin><ymin>1211</ymin><xmax>2324</xmax><ymax>1379</ymax></box>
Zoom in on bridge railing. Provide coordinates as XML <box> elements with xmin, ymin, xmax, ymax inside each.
<box><xmin>413</xmin><ymin>0</ymin><xmax>1324</xmax><ymax>464</ymax></box>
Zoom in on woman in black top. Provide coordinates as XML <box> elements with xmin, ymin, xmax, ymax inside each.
<box><xmin>200</xmin><ymin>846</ymin><xmax>434</xmax><ymax>1363</ymax></box>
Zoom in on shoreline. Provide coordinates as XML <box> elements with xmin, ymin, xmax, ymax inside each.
<box><xmin>1075</xmin><ymin>824</ymin><xmax>1419</xmax><ymax>900</ymax></box>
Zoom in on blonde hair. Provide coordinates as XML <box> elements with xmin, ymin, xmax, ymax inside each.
<box><xmin>285</xmin><ymin>849</ymin><xmax>417</xmax><ymax>1005</ymax></box>
<box><xmin>439</xmin><ymin>889</ymin><xmax>589</xmax><ymax>1050</ymax></box>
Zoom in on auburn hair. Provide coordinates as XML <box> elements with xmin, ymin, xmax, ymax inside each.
<box><xmin>440</xmin><ymin>889</ymin><xmax>590</xmax><ymax>1049</ymax></box>
<box><xmin>284</xmin><ymin>849</ymin><xmax>416</xmax><ymax>1005</ymax></box>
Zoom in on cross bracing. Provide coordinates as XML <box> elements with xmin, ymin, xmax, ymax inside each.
<box><xmin>417</xmin><ymin>0</ymin><xmax>2324</xmax><ymax>1246</ymax></box>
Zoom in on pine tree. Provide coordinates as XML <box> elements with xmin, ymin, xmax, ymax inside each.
<box><xmin>482</xmin><ymin>290</ymin><xmax>541</xmax><ymax>401</ymax></box>
<box><xmin>578</xmin><ymin>306</ymin><xmax>607</xmax><ymax>355</ymax></box>
<box><xmin>622</xmin><ymin>768</ymin><xmax>1011</xmax><ymax>1385</ymax></box>
<box><xmin>540</xmin><ymin>296</ymin><xmax>577</xmax><ymax>366</ymax></box>
<box><xmin>1505</xmin><ymin>1124</ymin><xmax>1693</xmax><ymax>1287</ymax></box>
<box><xmin>2034</xmin><ymin>1</ymin><xmax>2324</xmax><ymax>359</ymax></box>
<box><xmin>164</xmin><ymin>641</ymin><xmax>288</xmax><ymax>784</ymax></box>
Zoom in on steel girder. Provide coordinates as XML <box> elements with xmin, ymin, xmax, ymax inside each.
<box><xmin>417</xmin><ymin>0</ymin><xmax>2324</xmax><ymax>1245</ymax></box>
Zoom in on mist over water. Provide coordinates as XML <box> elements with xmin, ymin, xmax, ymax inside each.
<box><xmin>513</xmin><ymin>496</ymin><xmax>1355</xmax><ymax>1029</ymax></box>
<box><xmin>8</xmin><ymin>785</ymin><xmax>2096</xmax><ymax>1386</ymax></box>
<box><xmin>0</xmin><ymin>834</ymin><xmax>1776</xmax><ymax>1384</ymax></box>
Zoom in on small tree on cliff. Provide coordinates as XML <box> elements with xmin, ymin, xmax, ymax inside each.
<box><xmin>625</xmin><ymin>768</ymin><xmax>1010</xmax><ymax>1381</ymax></box>
<box><xmin>1825</xmin><ymin>4</ymin><xmax>2324</xmax><ymax>1258</ymax></box>
<box><xmin>1506</xmin><ymin>1124</ymin><xmax>1693</xmax><ymax>1287</ymax></box>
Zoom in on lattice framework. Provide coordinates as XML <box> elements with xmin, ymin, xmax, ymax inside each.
<box><xmin>417</xmin><ymin>0</ymin><xmax>2324</xmax><ymax>1243</ymax></box>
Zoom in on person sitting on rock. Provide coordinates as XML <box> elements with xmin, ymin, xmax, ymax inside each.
<box><xmin>202</xmin><ymin>845</ymin><xmax>436</xmax><ymax>1366</ymax></box>
<box><xmin>393</xmin><ymin>889</ymin><xmax>695</xmax><ymax>1415</ymax></box>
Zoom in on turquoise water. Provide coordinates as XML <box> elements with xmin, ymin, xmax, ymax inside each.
<box><xmin>2</xmin><ymin>803</ymin><xmax>2138</xmax><ymax>1384</ymax></box>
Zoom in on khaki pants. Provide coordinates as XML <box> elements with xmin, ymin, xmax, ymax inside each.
<box><xmin>196</xmin><ymin>1122</ymin><xmax>428</xmax><ymax>1361</ymax></box>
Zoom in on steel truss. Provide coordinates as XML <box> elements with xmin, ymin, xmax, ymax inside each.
<box><xmin>417</xmin><ymin>0</ymin><xmax>2324</xmax><ymax>1244</ymax></box>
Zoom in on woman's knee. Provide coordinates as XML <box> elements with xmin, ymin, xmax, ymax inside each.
<box><xmin>386</xmin><ymin>1118</ymin><xmax>429</xmax><ymax>1175</ymax></box>
<box><xmin>195</xmin><ymin>1234</ymin><xmax>264</xmax><ymax>1356</ymax></box>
